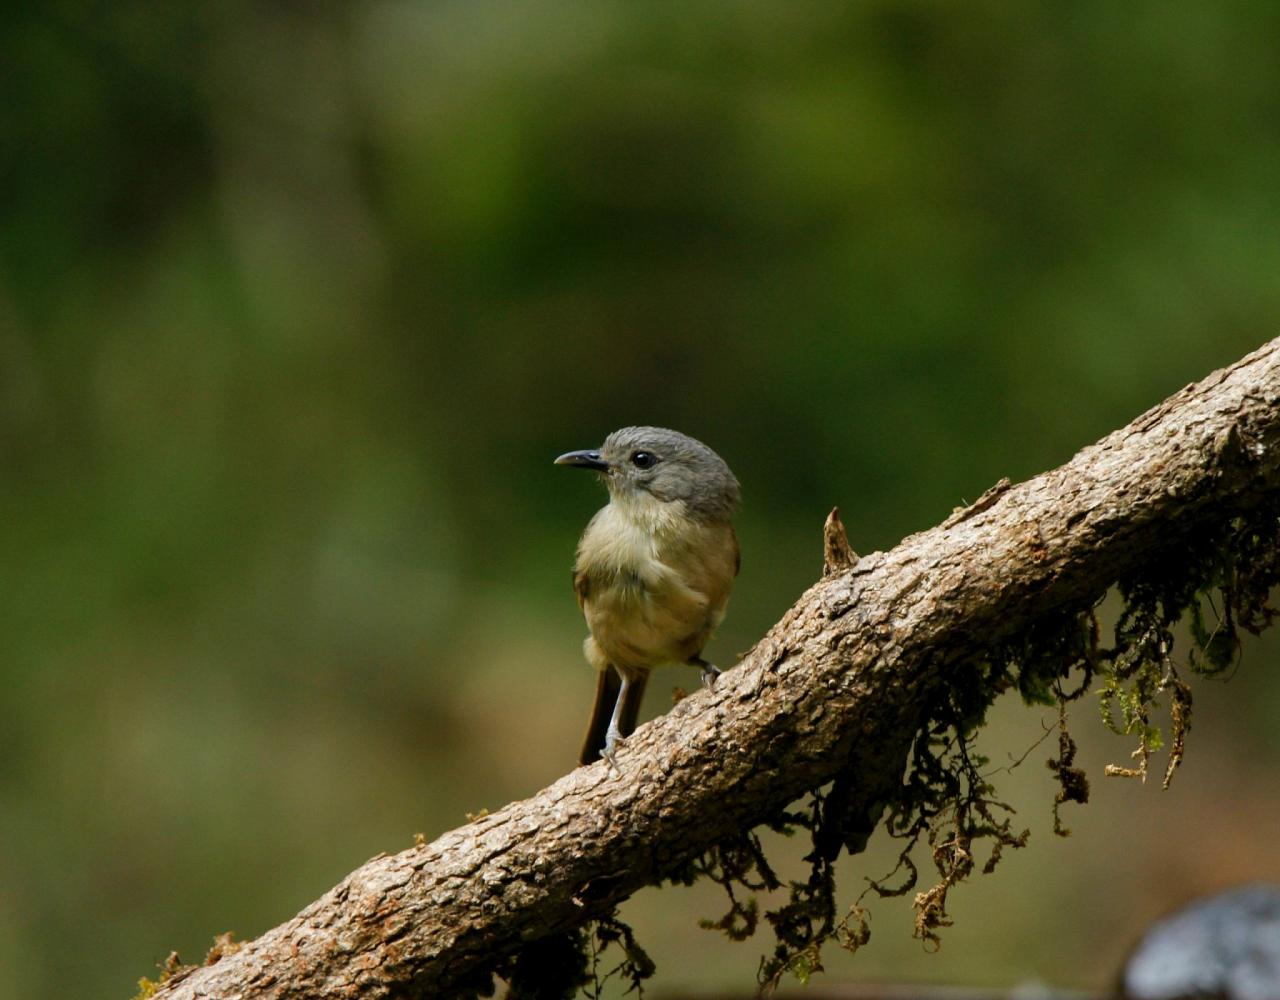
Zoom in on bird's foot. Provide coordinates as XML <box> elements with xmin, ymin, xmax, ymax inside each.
<box><xmin>601</xmin><ymin>732</ymin><xmax>624</xmax><ymax>776</ymax></box>
<box><xmin>700</xmin><ymin>662</ymin><xmax>722</xmax><ymax>690</ymax></box>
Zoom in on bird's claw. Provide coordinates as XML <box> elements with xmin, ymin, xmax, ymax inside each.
<box><xmin>701</xmin><ymin>663</ymin><xmax>722</xmax><ymax>690</ymax></box>
<box><xmin>601</xmin><ymin>733</ymin><xmax>624</xmax><ymax>776</ymax></box>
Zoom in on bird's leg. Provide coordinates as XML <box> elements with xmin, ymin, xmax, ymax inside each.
<box><xmin>601</xmin><ymin>672</ymin><xmax>632</xmax><ymax>775</ymax></box>
<box><xmin>689</xmin><ymin>654</ymin><xmax>721</xmax><ymax>690</ymax></box>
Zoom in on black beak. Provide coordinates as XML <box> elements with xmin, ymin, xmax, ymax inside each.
<box><xmin>554</xmin><ymin>449</ymin><xmax>609</xmax><ymax>472</ymax></box>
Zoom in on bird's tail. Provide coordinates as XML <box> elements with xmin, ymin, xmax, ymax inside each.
<box><xmin>579</xmin><ymin>666</ymin><xmax>647</xmax><ymax>766</ymax></box>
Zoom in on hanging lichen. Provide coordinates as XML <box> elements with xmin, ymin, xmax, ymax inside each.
<box><xmin>687</xmin><ymin>496</ymin><xmax>1280</xmax><ymax>994</ymax></box>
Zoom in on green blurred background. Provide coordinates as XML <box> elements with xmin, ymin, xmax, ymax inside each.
<box><xmin>4</xmin><ymin>2</ymin><xmax>1280</xmax><ymax>997</ymax></box>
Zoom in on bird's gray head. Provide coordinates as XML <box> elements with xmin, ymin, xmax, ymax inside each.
<box><xmin>555</xmin><ymin>426</ymin><xmax>739</xmax><ymax>521</ymax></box>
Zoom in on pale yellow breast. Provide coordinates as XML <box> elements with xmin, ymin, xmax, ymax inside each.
<box><xmin>575</xmin><ymin>497</ymin><xmax>737</xmax><ymax>672</ymax></box>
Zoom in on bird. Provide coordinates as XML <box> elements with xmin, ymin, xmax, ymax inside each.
<box><xmin>555</xmin><ymin>426</ymin><xmax>740</xmax><ymax>770</ymax></box>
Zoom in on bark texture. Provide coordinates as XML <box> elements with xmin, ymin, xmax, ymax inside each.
<box><xmin>155</xmin><ymin>338</ymin><xmax>1280</xmax><ymax>999</ymax></box>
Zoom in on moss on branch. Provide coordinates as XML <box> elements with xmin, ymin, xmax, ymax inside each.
<box><xmin>534</xmin><ymin>496</ymin><xmax>1280</xmax><ymax>999</ymax></box>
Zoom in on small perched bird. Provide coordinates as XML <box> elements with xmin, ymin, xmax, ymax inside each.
<box><xmin>555</xmin><ymin>427</ymin><xmax>740</xmax><ymax>769</ymax></box>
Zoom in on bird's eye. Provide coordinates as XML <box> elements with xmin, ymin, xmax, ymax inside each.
<box><xmin>630</xmin><ymin>451</ymin><xmax>656</xmax><ymax>469</ymax></box>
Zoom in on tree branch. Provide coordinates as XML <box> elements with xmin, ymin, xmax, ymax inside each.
<box><xmin>154</xmin><ymin>338</ymin><xmax>1280</xmax><ymax>999</ymax></box>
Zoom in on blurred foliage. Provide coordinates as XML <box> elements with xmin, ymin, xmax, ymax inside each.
<box><xmin>2</xmin><ymin>2</ymin><xmax>1280</xmax><ymax>998</ymax></box>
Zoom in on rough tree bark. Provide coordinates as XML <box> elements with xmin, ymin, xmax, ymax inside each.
<box><xmin>154</xmin><ymin>338</ymin><xmax>1280</xmax><ymax>999</ymax></box>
